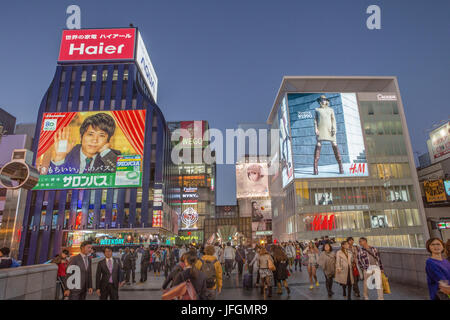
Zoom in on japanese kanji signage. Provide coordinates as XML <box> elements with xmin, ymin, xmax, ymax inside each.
<box><xmin>34</xmin><ymin>110</ymin><xmax>146</xmax><ymax>190</ymax></box>
<box><xmin>58</xmin><ymin>28</ymin><xmax>136</xmax><ymax>62</ymax></box>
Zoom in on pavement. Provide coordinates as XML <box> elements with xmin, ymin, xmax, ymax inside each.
<box><xmin>87</xmin><ymin>266</ymin><xmax>429</xmax><ymax>300</ymax></box>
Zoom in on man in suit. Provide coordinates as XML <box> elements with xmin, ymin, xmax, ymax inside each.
<box><xmin>49</xmin><ymin>113</ymin><xmax>121</xmax><ymax>175</ymax></box>
<box><xmin>96</xmin><ymin>247</ymin><xmax>125</xmax><ymax>300</ymax></box>
<box><xmin>64</xmin><ymin>241</ymin><xmax>93</xmax><ymax>300</ymax></box>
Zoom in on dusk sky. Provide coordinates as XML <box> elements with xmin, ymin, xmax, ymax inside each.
<box><xmin>0</xmin><ymin>1</ymin><xmax>449</xmax><ymax>204</ymax></box>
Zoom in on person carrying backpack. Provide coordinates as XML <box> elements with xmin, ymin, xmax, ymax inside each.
<box><xmin>171</xmin><ymin>251</ymin><xmax>208</xmax><ymax>300</ymax></box>
<box><xmin>194</xmin><ymin>245</ymin><xmax>223</xmax><ymax>300</ymax></box>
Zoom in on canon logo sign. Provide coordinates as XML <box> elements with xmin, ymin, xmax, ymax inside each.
<box><xmin>58</xmin><ymin>28</ymin><xmax>136</xmax><ymax>62</ymax></box>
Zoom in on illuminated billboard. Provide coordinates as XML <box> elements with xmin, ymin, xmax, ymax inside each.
<box><xmin>34</xmin><ymin>110</ymin><xmax>146</xmax><ymax>190</ymax></box>
<box><xmin>428</xmin><ymin>121</ymin><xmax>450</xmax><ymax>163</ymax></box>
<box><xmin>236</xmin><ymin>162</ymin><xmax>269</xmax><ymax>198</ymax></box>
<box><xmin>250</xmin><ymin>199</ymin><xmax>272</xmax><ymax>233</ymax></box>
<box><xmin>279</xmin><ymin>96</ymin><xmax>294</xmax><ymax>187</ymax></box>
<box><xmin>58</xmin><ymin>28</ymin><xmax>136</xmax><ymax>62</ymax></box>
<box><xmin>424</xmin><ymin>180</ymin><xmax>447</xmax><ymax>202</ymax></box>
<box><xmin>287</xmin><ymin>93</ymin><xmax>368</xmax><ymax>178</ymax></box>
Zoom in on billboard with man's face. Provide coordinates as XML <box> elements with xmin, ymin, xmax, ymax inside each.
<box><xmin>34</xmin><ymin>110</ymin><xmax>146</xmax><ymax>190</ymax></box>
<box><xmin>287</xmin><ymin>93</ymin><xmax>369</xmax><ymax>178</ymax></box>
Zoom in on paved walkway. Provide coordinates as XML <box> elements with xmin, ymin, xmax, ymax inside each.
<box><xmin>87</xmin><ymin>267</ymin><xmax>429</xmax><ymax>300</ymax></box>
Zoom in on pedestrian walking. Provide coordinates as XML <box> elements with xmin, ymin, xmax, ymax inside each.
<box><xmin>224</xmin><ymin>242</ymin><xmax>235</xmax><ymax>278</ymax></box>
<box><xmin>258</xmin><ymin>247</ymin><xmax>274</xmax><ymax>298</ymax></box>
<box><xmin>303</xmin><ymin>241</ymin><xmax>320</xmax><ymax>289</ymax></box>
<box><xmin>64</xmin><ymin>241</ymin><xmax>93</xmax><ymax>300</ymax></box>
<box><xmin>235</xmin><ymin>245</ymin><xmax>246</xmax><ymax>276</ymax></box>
<box><xmin>163</xmin><ymin>253</ymin><xmax>187</xmax><ymax>290</ymax></box>
<box><xmin>425</xmin><ymin>238</ymin><xmax>450</xmax><ymax>300</ymax></box>
<box><xmin>318</xmin><ymin>243</ymin><xmax>336</xmax><ymax>298</ymax></box>
<box><xmin>357</xmin><ymin>237</ymin><xmax>384</xmax><ymax>300</ymax></box>
<box><xmin>51</xmin><ymin>249</ymin><xmax>70</xmax><ymax>299</ymax></box>
<box><xmin>153</xmin><ymin>249</ymin><xmax>162</xmax><ymax>276</ymax></box>
<box><xmin>335</xmin><ymin>241</ymin><xmax>354</xmax><ymax>300</ymax></box>
<box><xmin>294</xmin><ymin>243</ymin><xmax>302</xmax><ymax>272</ymax></box>
<box><xmin>172</xmin><ymin>251</ymin><xmax>209</xmax><ymax>300</ymax></box>
<box><xmin>285</xmin><ymin>241</ymin><xmax>296</xmax><ymax>273</ymax></box>
<box><xmin>95</xmin><ymin>247</ymin><xmax>125</xmax><ymax>300</ymax></box>
<box><xmin>272</xmin><ymin>245</ymin><xmax>290</xmax><ymax>295</ymax></box>
<box><xmin>194</xmin><ymin>245</ymin><xmax>223</xmax><ymax>299</ymax></box>
<box><xmin>140</xmin><ymin>246</ymin><xmax>150</xmax><ymax>282</ymax></box>
<box><xmin>346</xmin><ymin>237</ymin><xmax>361</xmax><ymax>297</ymax></box>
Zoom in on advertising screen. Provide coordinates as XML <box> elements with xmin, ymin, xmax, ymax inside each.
<box><xmin>444</xmin><ymin>180</ymin><xmax>450</xmax><ymax>196</ymax></box>
<box><xmin>424</xmin><ymin>180</ymin><xmax>447</xmax><ymax>202</ymax></box>
<box><xmin>279</xmin><ymin>96</ymin><xmax>294</xmax><ymax>187</ymax></box>
<box><xmin>250</xmin><ymin>199</ymin><xmax>272</xmax><ymax>233</ymax></box>
<box><xmin>236</xmin><ymin>162</ymin><xmax>269</xmax><ymax>198</ymax></box>
<box><xmin>58</xmin><ymin>28</ymin><xmax>136</xmax><ymax>62</ymax></box>
<box><xmin>287</xmin><ymin>93</ymin><xmax>369</xmax><ymax>178</ymax></box>
<box><xmin>428</xmin><ymin>122</ymin><xmax>450</xmax><ymax>163</ymax></box>
<box><xmin>34</xmin><ymin>110</ymin><xmax>146</xmax><ymax>190</ymax></box>
<box><xmin>370</xmin><ymin>215</ymin><xmax>388</xmax><ymax>228</ymax></box>
<box><xmin>136</xmin><ymin>31</ymin><xmax>158</xmax><ymax>102</ymax></box>
<box><xmin>315</xmin><ymin>192</ymin><xmax>333</xmax><ymax>205</ymax></box>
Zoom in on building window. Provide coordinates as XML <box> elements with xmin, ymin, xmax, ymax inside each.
<box><xmin>81</xmin><ymin>70</ymin><xmax>87</xmax><ymax>82</ymax></box>
<box><xmin>91</xmin><ymin>70</ymin><xmax>97</xmax><ymax>81</ymax></box>
<box><xmin>123</xmin><ymin>70</ymin><xmax>129</xmax><ymax>81</ymax></box>
<box><xmin>113</xmin><ymin>70</ymin><xmax>118</xmax><ymax>81</ymax></box>
<box><xmin>102</xmin><ymin>70</ymin><xmax>108</xmax><ymax>81</ymax></box>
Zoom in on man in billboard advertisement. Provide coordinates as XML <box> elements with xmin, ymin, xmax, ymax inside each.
<box><xmin>50</xmin><ymin>113</ymin><xmax>121</xmax><ymax>174</ymax></box>
<box><xmin>279</xmin><ymin>96</ymin><xmax>294</xmax><ymax>187</ymax></box>
<box><xmin>288</xmin><ymin>93</ymin><xmax>369</xmax><ymax>178</ymax></box>
<box><xmin>34</xmin><ymin>110</ymin><xmax>146</xmax><ymax>190</ymax></box>
<box><xmin>236</xmin><ymin>163</ymin><xmax>269</xmax><ymax>198</ymax></box>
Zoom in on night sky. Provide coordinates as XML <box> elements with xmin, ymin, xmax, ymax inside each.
<box><xmin>0</xmin><ymin>1</ymin><xmax>449</xmax><ymax>204</ymax></box>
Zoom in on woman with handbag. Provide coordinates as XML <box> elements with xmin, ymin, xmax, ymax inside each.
<box><xmin>318</xmin><ymin>243</ymin><xmax>335</xmax><ymax>298</ymax></box>
<box><xmin>258</xmin><ymin>247</ymin><xmax>275</xmax><ymax>298</ymax></box>
<box><xmin>171</xmin><ymin>251</ymin><xmax>209</xmax><ymax>300</ymax></box>
<box><xmin>335</xmin><ymin>241</ymin><xmax>354</xmax><ymax>300</ymax></box>
<box><xmin>303</xmin><ymin>241</ymin><xmax>320</xmax><ymax>289</ymax></box>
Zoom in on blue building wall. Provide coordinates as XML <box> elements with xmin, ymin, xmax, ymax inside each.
<box><xmin>19</xmin><ymin>62</ymin><xmax>171</xmax><ymax>265</ymax></box>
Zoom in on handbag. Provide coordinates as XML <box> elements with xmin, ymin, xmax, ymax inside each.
<box><xmin>267</xmin><ymin>258</ymin><xmax>276</xmax><ymax>271</ymax></box>
<box><xmin>162</xmin><ymin>274</ymin><xmax>198</xmax><ymax>300</ymax></box>
<box><xmin>352</xmin><ymin>264</ymin><xmax>359</xmax><ymax>278</ymax></box>
<box><xmin>381</xmin><ymin>273</ymin><xmax>391</xmax><ymax>294</ymax></box>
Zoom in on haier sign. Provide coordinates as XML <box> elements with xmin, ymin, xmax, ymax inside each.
<box><xmin>58</xmin><ymin>28</ymin><xmax>136</xmax><ymax>62</ymax></box>
<box><xmin>136</xmin><ymin>32</ymin><xmax>158</xmax><ymax>103</ymax></box>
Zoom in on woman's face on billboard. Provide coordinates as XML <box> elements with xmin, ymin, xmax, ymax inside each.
<box><xmin>248</xmin><ymin>170</ymin><xmax>261</xmax><ymax>182</ymax></box>
<box><xmin>81</xmin><ymin>125</ymin><xmax>109</xmax><ymax>157</ymax></box>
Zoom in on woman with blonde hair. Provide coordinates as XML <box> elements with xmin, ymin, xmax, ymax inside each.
<box><xmin>303</xmin><ymin>241</ymin><xmax>320</xmax><ymax>289</ymax></box>
<box><xmin>258</xmin><ymin>247</ymin><xmax>275</xmax><ymax>298</ymax></box>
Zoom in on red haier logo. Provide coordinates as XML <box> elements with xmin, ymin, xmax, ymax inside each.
<box><xmin>58</xmin><ymin>28</ymin><xmax>136</xmax><ymax>62</ymax></box>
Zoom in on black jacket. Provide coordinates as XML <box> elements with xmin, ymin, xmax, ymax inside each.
<box><xmin>162</xmin><ymin>263</ymin><xmax>184</xmax><ymax>290</ymax></box>
<box><xmin>96</xmin><ymin>257</ymin><xmax>124</xmax><ymax>290</ymax></box>
<box><xmin>49</xmin><ymin>144</ymin><xmax>121</xmax><ymax>174</ymax></box>
<box><xmin>173</xmin><ymin>268</ymin><xmax>208</xmax><ymax>300</ymax></box>
<box><xmin>65</xmin><ymin>254</ymin><xmax>93</xmax><ymax>292</ymax></box>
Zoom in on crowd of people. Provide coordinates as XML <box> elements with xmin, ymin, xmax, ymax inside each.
<box><xmin>1</xmin><ymin>235</ymin><xmax>449</xmax><ymax>301</ymax></box>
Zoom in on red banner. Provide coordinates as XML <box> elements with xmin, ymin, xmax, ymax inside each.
<box><xmin>58</xmin><ymin>28</ymin><xmax>136</xmax><ymax>62</ymax></box>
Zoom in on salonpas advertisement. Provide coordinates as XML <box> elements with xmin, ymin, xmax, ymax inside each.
<box><xmin>287</xmin><ymin>93</ymin><xmax>369</xmax><ymax>178</ymax></box>
<box><xmin>34</xmin><ymin>110</ymin><xmax>146</xmax><ymax>190</ymax></box>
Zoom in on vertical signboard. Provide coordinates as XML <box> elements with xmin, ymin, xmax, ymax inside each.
<box><xmin>136</xmin><ymin>31</ymin><xmax>158</xmax><ymax>102</ymax></box>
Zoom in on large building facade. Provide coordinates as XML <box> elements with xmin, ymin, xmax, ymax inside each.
<box><xmin>19</xmin><ymin>28</ymin><xmax>176</xmax><ymax>265</ymax></box>
<box><xmin>268</xmin><ymin>77</ymin><xmax>429</xmax><ymax>248</ymax></box>
<box><xmin>167</xmin><ymin>121</ymin><xmax>216</xmax><ymax>244</ymax></box>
